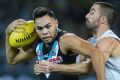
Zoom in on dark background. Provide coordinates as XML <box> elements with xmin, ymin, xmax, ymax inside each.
<box><xmin>0</xmin><ymin>0</ymin><xmax>120</xmax><ymax>80</ymax></box>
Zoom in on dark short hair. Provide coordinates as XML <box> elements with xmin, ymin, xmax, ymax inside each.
<box><xmin>94</xmin><ymin>2</ymin><xmax>117</xmax><ymax>26</ymax></box>
<box><xmin>32</xmin><ymin>7</ymin><xmax>56</xmax><ymax>20</ymax></box>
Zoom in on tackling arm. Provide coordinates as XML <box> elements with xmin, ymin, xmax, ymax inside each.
<box><xmin>60</xmin><ymin>34</ymin><xmax>105</xmax><ymax>80</ymax></box>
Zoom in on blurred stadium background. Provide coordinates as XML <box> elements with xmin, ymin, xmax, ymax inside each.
<box><xmin>0</xmin><ymin>0</ymin><xmax>120</xmax><ymax>80</ymax></box>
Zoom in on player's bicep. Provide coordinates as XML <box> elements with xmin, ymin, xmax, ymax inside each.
<box><xmin>60</xmin><ymin>34</ymin><xmax>96</xmax><ymax>56</ymax></box>
<box><xmin>96</xmin><ymin>38</ymin><xmax>116</xmax><ymax>62</ymax></box>
<box><xmin>70</xmin><ymin>36</ymin><xmax>97</xmax><ymax>56</ymax></box>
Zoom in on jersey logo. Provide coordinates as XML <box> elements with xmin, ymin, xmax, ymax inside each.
<box><xmin>49</xmin><ymin>56</ymin><xmax>63</xmax><ymax>64</ymax></box>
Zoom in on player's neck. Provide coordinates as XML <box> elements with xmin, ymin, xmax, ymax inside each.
<box><xmin>45</xmin><ymin>43</ymin><xmax>50</xmax><ymax>48</ymax></box>
<box><xmin>93</xmin><ymin>24</ymin><xmax>110</xmax><ymax>38</ymax></box>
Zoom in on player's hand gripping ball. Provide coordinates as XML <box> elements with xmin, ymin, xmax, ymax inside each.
<box><xmin>9</xmin><ymin>21</ymin><xmax>38</xmax><ymax>47</ymax></box>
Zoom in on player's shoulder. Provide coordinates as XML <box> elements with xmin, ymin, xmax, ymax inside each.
<box><xmin>60</xmin><ymin>33</ymin><xmax>79</xmax><ymax>42</ymax></box>
<box><xmin>60</xmin><ymin>33</ymin><xmax>77</xmax><ymax>39</ymax></box>
<box><xmin>98</xmin><ymin>37</ymin><xmax>117</xmax><ymax>44</ymax></box>
<box><xmin>97</xmin><ymin>37</ymin><xmax>117</xmax><ymax>48</ymax></box>
<box><xmin>59</xmin><ymin>33</ymin><xmax>76</xmax><ymax>45</ymax></box>
<box><xmin>59</xmin><ymin>33</ymin><xmax>88</xmax><ymax>45</ymax></box>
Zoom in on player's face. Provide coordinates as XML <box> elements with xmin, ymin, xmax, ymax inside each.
<box><xmin>35</xmin><ymin>15</ymin><xmax>58</xmax><ymax>44</ymax></box>
<box><xmin>85</xmin><ymin>4</ymin><xmax>101</xmax><ymax>29</ymax></box>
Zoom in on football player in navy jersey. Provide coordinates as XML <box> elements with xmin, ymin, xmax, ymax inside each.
<box><xmin>6</xmin><ymin>7</ymin><xmax>105</xmax><ymax>80</ymax></box>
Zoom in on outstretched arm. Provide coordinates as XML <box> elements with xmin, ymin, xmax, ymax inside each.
<box><xmin>34</xmin><ymin>57</ymin><xmax>92</xmax><ymax>75</ymax></box>
<box><xmin>50</xmin><ymin>58</ymin><xmax>92</xmax><ymax>75</ymax></box>
<box><xmin>60</xmin><ymin>34</ymin><xmax>105</xmax><ymax>80</ymax></box>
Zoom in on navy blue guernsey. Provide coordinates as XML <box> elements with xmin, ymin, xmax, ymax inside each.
<box><xmin>35</xmin><ymin>29</ymin><xmax>79</xmax><ymax>80</ymax></box>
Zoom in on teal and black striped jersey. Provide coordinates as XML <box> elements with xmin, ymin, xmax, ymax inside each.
<box><xmin>34</xmin><ymin>29</ymin><xmax>79</xmax><ymax>80</ymax></box>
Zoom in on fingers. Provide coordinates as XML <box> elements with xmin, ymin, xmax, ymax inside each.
<box><xmin>15</xmin><ymin>19</ymin><xmax>27</xmax><ymax>25</ymax></box>
<box><xmin>34</xmin><ymin>62</ymin><xmax>52</xmax><ymax>75</ymax></box>
<box><xmin>34</xmin><ymin>65</ymin><xmax>48</xmax><ymax>75</ymax></box>
<box><xmin>34</xmin><ymin>60</ymin><xmax>53</xmax><ymax>76</ymax></box>
<box><xmin>17</xmin><ymin>19</ymin><xmax>27</xmax><ymax>23</ymax></box>
<box><xmin>34</xmin><ymin>69</ymin><xmax>45</xmax><ymax>75</ymax></box>
<box><xmin>34</xmin><ymin>64</ymin><xmax>50</xmax><ymax>72</ymax></box>
<box><xmin>7</xmin><ymin>25</ymin><xmax>23</xmax><ymax>33</ymax></box>
<box><xmin>11</xmin><ymin>19</ymin><xmax>27</xmax><ymax>28</ymax></box>
<box><xmin>6</xmin><ymin>19</ymin><xmax>27</xmax><ymax>34</ymax></box>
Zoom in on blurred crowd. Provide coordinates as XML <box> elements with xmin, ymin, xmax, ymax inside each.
<box><xmin>0</xmin><ymin>0</ymin><xmax>120</xmax><ymax>80</ymax></box>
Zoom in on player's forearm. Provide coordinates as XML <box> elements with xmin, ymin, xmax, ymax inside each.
<box><xmin>5</xmin><ymin>32</ymin><xmax>18</xmax><ymax>64</ymax></box>
<box><xmin>50</xmin><ymin>63</ymin><xmax>90</xmax><ymax>75</ymax></box>
<box><xmin>91</xmin><ymin>49</ymin><xmax>106</xmax><ymax>80</ymax></box>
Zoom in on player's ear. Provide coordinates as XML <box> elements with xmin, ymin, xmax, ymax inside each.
<box><xmin>55</xmin><ymin>18</ymin><xmax>58</xmax><ymax>28</ymax></box>
<box><xmin>100</xmin><ymin>16</ymin><xmax>107</xmax><ymax>24</ymax></box>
